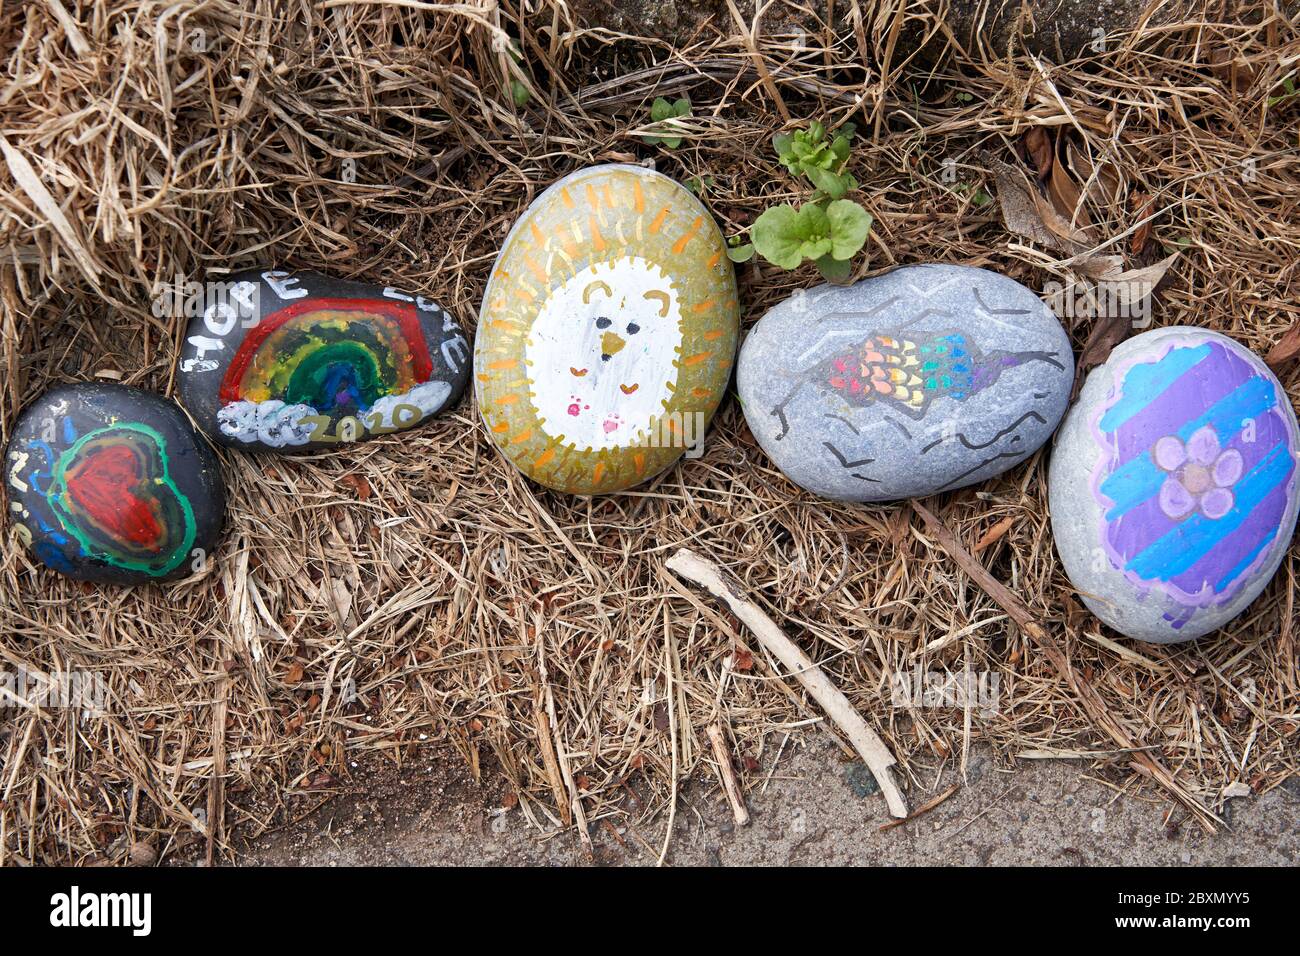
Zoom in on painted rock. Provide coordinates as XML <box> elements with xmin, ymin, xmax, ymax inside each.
<box><xmin>4</xmin><ymin>384</ymin><xmax>225</xmax><ymax>585</ymax></box>
<box><xmin>1050</xmin><ymin>327</ymin><xmax>1300</xmax><ymax>643</ymax></box>
<box><xmin>737</xmin><ymin>264</ymin><xmax>1074</xmax><ymax>501</ymax></box>
<box><xmin>475</xmin><ymin>165</ymin><xmax>739</xmax><ymax>494</ymax></box>
<box><xmin>176</xmin><ymin>269</ymin><xmax>469</xmax><ymax>452</ymax></box>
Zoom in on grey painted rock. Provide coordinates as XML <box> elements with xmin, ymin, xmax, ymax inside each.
<box><xmin>738</xmin><ymin>264</ymin><xmax>1074</xmax><ymax>501</ymax></box>
<box><xmin>1050</xmin><ymin>327</ymin><xmax>1300</xmax><ymax>643</ymax></box>
<box><xmin>4</xmin><ymin>383</ymin><xmax>225</xmax><ymax>585</ymax></box>
<box><xmin>176</xmin><ymin>269</ymin><xmax>469</xmax><ymax>452</ymax></box>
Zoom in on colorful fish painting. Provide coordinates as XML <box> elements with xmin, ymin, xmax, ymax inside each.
<box><xmin>770</xmin><ymin>329</ymin><xmax>1065</xmax><ymax>438</ymax></box>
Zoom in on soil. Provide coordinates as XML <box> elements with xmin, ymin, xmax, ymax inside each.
<box><xmin>224</xmin><ymin>733</ymin><xmax>1300</xmax><ymax>867</ymax></box>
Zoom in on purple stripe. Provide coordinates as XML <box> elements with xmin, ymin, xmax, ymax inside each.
<box><xmin>1167</xmin><ymin>476</ymin><xmax>1292</xmax><ymax>594</ymax></box>
<box><xmin>1105</xmin><ymin>409</ymin><xmax>1292</xmax><ymax>596</ymax></box>
<box><xmin>1111</xmin><ymin>344</ymin><xmax>1242</xmax><ymax>462</ymax></box>
<box><xmin>1107</xmin><ymin>493</ymin><xmax>1178</xmax><ymax>557</ymax></box>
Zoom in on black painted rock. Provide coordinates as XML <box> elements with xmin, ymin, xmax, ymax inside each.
<box><xmin>176</xmin><ymin>269</ymin><xmax>469</xmax><ymax>452</ymax></box>
<box><xmin>4</xmin><ymin>383</ymin><xmax>225</xmax><ymax>585</ymax></box>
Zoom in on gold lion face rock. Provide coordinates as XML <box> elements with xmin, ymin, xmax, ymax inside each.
<box><xmin>475</xmin><ymin>165</ymin><xmax>739</xmax><ymax>494</ymax></box>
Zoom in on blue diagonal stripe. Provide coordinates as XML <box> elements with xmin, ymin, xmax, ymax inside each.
<box><xmin>1098</xmin><ymin>344</ymin><xmax>1211</xmax><ymax>433</ymax></box>
<box><xmin>1125</xmin><ymin>441</ymin><xmax>1295</xmax><ymax>582</ymax></box>
<box><xmin>1100</xmin><ymin>375</ymin><xmax>1278</xmax><ymax>520</ymax></box>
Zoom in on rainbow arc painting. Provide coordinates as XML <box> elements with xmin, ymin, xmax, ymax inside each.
<box><xmin>176</xmin><ymin>271</ymin><xmax>469</xmax><ymax>451</ymax></box>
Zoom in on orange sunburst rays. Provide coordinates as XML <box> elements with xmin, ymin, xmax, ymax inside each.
<box><xmin>476</xmin><ymin>167</ymin><xmax>738</xmax><ymax>494</ymax></box>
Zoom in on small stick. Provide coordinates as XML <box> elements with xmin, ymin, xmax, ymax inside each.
<box><xmin>666</xmin><ymin>548</ymin><xmax>908</xmax><ymax>818</ymax></box>
<box><xmin>706</xmin><ymin>722</ymin><xmax>750</xmax><ymax>826</ymax></box>
<box><xmin>878</xmin><ymin>783</ymin><xmax>960</xmax><ymax>831</ymax></box>
<box><xmin>531</xmin><ymin>686</ymin><xmax>571</xmax><ymax>827</ymax></box>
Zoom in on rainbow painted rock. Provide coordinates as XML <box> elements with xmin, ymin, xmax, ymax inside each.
<box><xmin>176</xmin><ymin>270</ymin><xmax>468</xmax><ymax>452</ymax></box>
<box><xmin>1050</xmin><ymin>327</ymin><xmax>1300</xmax><ymax>643</ymax></box>
<box><xmin>475</xmin><ymin>165</ymin><xmax>739</xmax><ymax>494</ymax></box>
<box><xmin>4</xmin><ymin>384</ymin><xmax>225</xmax><ymax>585</ymax></box>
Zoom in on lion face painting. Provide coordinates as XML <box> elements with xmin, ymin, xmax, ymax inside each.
<box><xmin>475</xmin><ymin>166</ymin><xmax>739</xmax><ymax>495</ymax></box>
<box><xmin>526</xmin><ymin>257</ymin><xmax>682</xmax><ymax>451</ymax></box>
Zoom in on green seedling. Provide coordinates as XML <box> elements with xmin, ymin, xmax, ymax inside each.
<box><xmin>773</xmin><ymin>120</ymin><xmax>858</xmax><ymax>199</ymax></box>
<box><xmin>751</xmin><ymin>199</ymin><xmax>873</xmax><ymax>282</ymax></box>
<box><xmin>642</xmin><ymin>97</ymin><xmax>692</xmax><ymax>149</ymax></box>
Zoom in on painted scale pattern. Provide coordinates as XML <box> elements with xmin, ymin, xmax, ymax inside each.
<box><xmin>820</xmin><ymin>331</ymin><xmax>1062</xmax><ymax>418</ymax></box>
<box><xmin>1090</xmin><ymin>339</ymin><xmax>1297</xmax><ymax>629</ymax></box>
<box><xmin>222</xmin><ymin>297</ymin><xmax>433</xmax><ymax>414</ymax></box>
<box><xmin>476</xmin><ymin>166</ymin><xmax>739</xmax><ymax>494</ymax></box>
<box><xmin>47</xmin><ymin>424</ymin><xmax>196</xmax><ymax>577</ymax></box>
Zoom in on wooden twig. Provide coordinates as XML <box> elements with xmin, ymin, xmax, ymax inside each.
<box><xmin>878</xmin><ymin>783</ymin><xmax>960</xmax><ymax>831</ymax></box>
<box><xmin>206</xmin><ymin>670</ymin><xmax>228</xmax><ymax>867</ymax></box>
<box><xmin>910</xmin><ymin>500</ymin><xmax>1221</xmax><ymax>831</ymax></box>
<box><xmin>706</xmin><ymin>722</ymin><xmax>750</xmax><ymax>826</ymax></box>
<box><xmin>531</xmin><ymin>685</ymin><xmax>570</xmax><ymax>826</ymax></box>
<box><xmin>666</xmin><ymin>548</ymin><xmax>908</xmax><ymax>819</ymax></box>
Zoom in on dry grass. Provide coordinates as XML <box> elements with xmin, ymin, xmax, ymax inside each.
<box><xmin>1</xmin><ymin>0</ymin><xmax>1298</xmax><ymax>864</ymax></box>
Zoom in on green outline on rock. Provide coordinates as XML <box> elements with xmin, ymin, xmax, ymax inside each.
<box><xmin>49</xmin><ymin>422</ymin><xmax>198</xmax><ymax>577</ymax></box>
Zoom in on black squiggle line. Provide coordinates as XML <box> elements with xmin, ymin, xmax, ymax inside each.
<box><xmin>921</xmin><ymin>410</ymin><xmax>1047</xmax><ymax>453</ymax></box>
<box><xmin>887</xmin><ymin>417</ymin><xmax>911</xmax><ymax>439</ymax></box>
<box><xmin>973</xmin><ymin>286</ymin><xmax>1033</xmax><ymax>316</ymax></box>
<box><xmin>937</xmin><ymin>451</ymin><xmax>1026</xmax><ymax>491</ymax></box>
<box><xmin>824</xmin><ymin>442</ymin><xmax>879</xmax><ymax>481</ymax></box>
<box><xmin>824</xmin><ymin>414</ymin><xmax>860</xmax><ymax>435</ymax></box>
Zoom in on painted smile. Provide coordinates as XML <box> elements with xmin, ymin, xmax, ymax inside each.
<box><xmin>570</xmin><ymin>367</ymin><xmax>588</xmax><ymax>377</ymax></box>
<box><xmin>620</xmin><ymin>383</ymin><xmax>639</xmax><ymax>394</ymax></box>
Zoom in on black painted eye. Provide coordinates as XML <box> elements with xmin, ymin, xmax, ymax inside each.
<box><xmin>601</xmin><ymin>353</ymin><xmax>612</xmax><ymax>362</ymax></box>
<box><xmin>595</xmin><ymin>317</ymin><xmax>611</xmax><ymax>329</ymax></box>
<box><xmin>626</xmin><ymin>322</ymin><xmax>640</xmax><ymax>335</ymax></box>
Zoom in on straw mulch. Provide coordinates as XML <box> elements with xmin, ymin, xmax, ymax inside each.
<box><xmin>1</xmin><ymin>1</ymin><xmax>1298</xmax><ymax>865</ymax></box>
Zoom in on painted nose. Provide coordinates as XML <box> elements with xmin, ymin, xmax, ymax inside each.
<box><xmin>601</xmin><ymin>331</ymin><xmax>626</xmax><ymax>359</ymax></box>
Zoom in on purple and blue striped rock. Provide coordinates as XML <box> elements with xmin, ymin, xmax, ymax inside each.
<box><xmin>1050</xmin><ymin>327</ymin><xmax>1299</xmax><ymax>643</ymax></box>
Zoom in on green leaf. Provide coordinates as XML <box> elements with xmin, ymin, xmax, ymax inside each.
<box><xmin>672</xmin><ymin>97</ymin><xmax>692</xmax><ymax>117</ymax></box>
<box><xmin>773</xmin><ymin>132</ymin><xmax>793</xmax><ymax>159</ymax></box>
<box><xmin>651</xmin><ymin>97</ymin><xmax>672</xmax><ymax>122</ymax></box>
<box><xmin>798</xmin><ymin>235</ymin><xmax>833</xmax><ymax>261</ymax></box>
<box><xmin>726</xmin><ymin>243</ymin><xmax>755</xmax><ymax>263</ymax></box>
<box><xmin>662</xmin><ymin>135</ymin><xmax>683</xmax><ymax>149</ymax></box>
<box><xmin>825</xmin><ymin>200</ymin><xmax>872</xmax><ymax>260</ymax></box>
<box><xmin>806</xmin><ymin>166</ymin><xmax>847</xmax><ymax>199</ymax></box>
<box><xmin>751</xmin><ymin>205</ymin><xmax>805</xmax><ymax>269</ymax></box>
<box><xmin>510</xmin><ymin>80</ymin><xmax>531</xmax><ymax>107</ymax></box>
<box><xmin>791</xmin><ymin>202</ymin><xmax>830</xmax><ymax>241</ymax></box>
<box><xmin>814</xmin><ymin>254</ymin><xmax>852</xmax><ymax>282</ymax></box>
<box><xmin>830</xmin><ymin>134</ymin><xmax>851</xmax><ymax>164</ymax></box>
